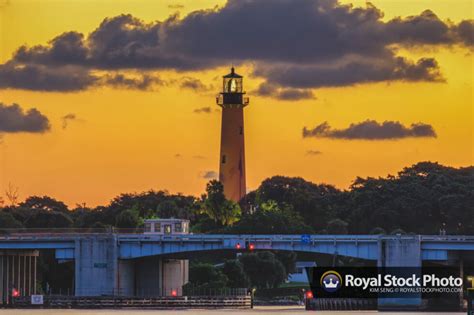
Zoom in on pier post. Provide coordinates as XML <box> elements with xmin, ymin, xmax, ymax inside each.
<box><xmin>74</xmin><ymin>235</ymin><xmax>118</xmax><ymax>296</ymax></box>
<box><xmin>377</xmin><ymin>235</ymin><xmax>422</xmax><ymax>310</ymax></box>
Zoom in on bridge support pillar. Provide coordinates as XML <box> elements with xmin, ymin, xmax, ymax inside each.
<box><xmin>377</xmin><ymin>236</ymin><xmax>422</xmax><ymax>311</ymax></box>
<box><xmin>74</xmin><ymin>235</ymin><xmax>118</xmax><ymax>296</ymax></box>
<box><xmin>162</xmin><ymin>259</ymin><xmax>188</xmax><ymax>296</ymax></box>
<box><xmin>134</xmin><ymin>256</ymin><xmax>162</xmax><ymax>296</ymax></box>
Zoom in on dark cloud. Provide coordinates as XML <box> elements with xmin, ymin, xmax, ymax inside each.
<box><xmin>306</xmin><ymin>150</ymin><xmax>322</xmax><ymax>155</ymax></box>
<box><xmin>0</xmin><ymin>62</ymin><xmax>97</xmax><ymax>92</ymax></box>
<box><xmin>255</xmin><ymin>57</ymin><xmax>444</xmax><ymax>89</ymax></box>
<box><xmin>0</xmin><ymin>62</ymin><xmax>164</xmax><ymax>91</ymax></box>
<box><xmin>103</xmin><ymin>73</ymin><xmax>163</xmax><ymax>90</ymax></box>
<box><xmin>168</xmin><ymin>4</ymin><xmax>184</xmax><ymax>10</ymax></box>
<box><xmin>201</xmin><ymin>170</ymin><xmax>217</xmax><ymax>179</ymax></box>
<box><xmin>255</xmin><ymin>82</ymin><xmax>314</xmax><ymax>100</ymax></box>
<box><xmin>0</xmin><ymin>103</ymin><xmax>50</xmax><ymax>133</ymax></box>
<box><xmin>15</xmin><ymin>32</ymin><xmax>89</xmax><ymax>66</ymax></box>
<box><xmin>2</xmin><ymin>1</ymin><xmax>472</xmax><ymax>92</ymax></box>
<box><xmin>384</xmin><ymin>10</ymin><xmax>455</xmax><ymax>46</ymax></box>
<box><xmin>61</xmin><ymin>113</ymin><xmax>78</xmax><ymax>129</ymax></box>
<box><xmin>174</xmin><ymin>153</ymin><xmax>182</xmax><ymax>158</ymax></box>
<box><xmin>193</xmin><ymin>106</ymin><xmax>212</xmax><ymax>114</ymax></box>
<box><xmin>13</xmin><ymin>15</ymin><xmax>203</xmax><ymax>71</ymax></box>
<box><xmin>455</xmin><ymin>20</ymin><xmax>474</xmax><ymax>46</ymax></box>
<box><xmin>303</xmin><ymin>120</ymin><xmax>437</xmax><ymax>140</ymax></box>
<box><xmin>180</xmin><ymin>77</ymin><xmax>210</xmax><ymax>91</ymax></box>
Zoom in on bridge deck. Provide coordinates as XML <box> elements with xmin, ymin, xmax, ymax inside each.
<box><xmin>0</xmin><ymin>233</ymin><xmax>472</xmax><ymax>261</ymax></box>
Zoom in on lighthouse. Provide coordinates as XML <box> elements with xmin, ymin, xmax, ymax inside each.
<box><xmin>216</xmin><ymin>67</ymin><xmax>249</xmax><ymax>202</ymax></box>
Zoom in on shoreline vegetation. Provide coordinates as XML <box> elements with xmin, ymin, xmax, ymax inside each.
<box><xmin>0</xmin><ymin>161</ymin><xmax>472</xmax><ymax>295</ymax></box>
<box><xmin>1</xmin><ymin>161</ymin><xmax>472</xmax><ymax>236</ymax></box>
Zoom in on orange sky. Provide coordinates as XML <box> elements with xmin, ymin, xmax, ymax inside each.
<box><xmin>0</xmin><ymin>0</ymin><xmax>473</xmax><ymax>207</ymax></box>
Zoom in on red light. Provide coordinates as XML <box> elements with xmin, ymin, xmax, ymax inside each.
<box><xmin>236</xmin><ymin>243</ymin><xmax>241</xmax><ymax>249</ymax></box>
<box><xmin>306</xmin><ymin>291</ymin><xmax>313</xmax><ymax>299</ymax></box>
<box><xmin>249</xmin><ymin>243</ymin><xmax>255</xmax><ymax>250</ymax></box>
<box><xmin>12</xmin><ymin>288</ymin><xmax>19</xmax><ymax>297</ymax></box>
<box><xmin>171</xmin><ymin>289</ymin><xmax>177</xmax><ymax>297</ymax></box>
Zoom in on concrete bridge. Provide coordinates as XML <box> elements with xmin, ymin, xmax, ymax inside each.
<box><xmin>0</xmin><ymin>233</ymin><xmax>473</xmax><ymax>308</ymax></box>
<box><xmin>2</xmin><ymin>233</ymin><xmax>471</xmax><ymax>260</ymax></box>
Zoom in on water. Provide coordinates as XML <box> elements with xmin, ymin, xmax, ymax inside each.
<box><xmin>0</xmin><ymin>307</ymin><xmax>463</xmax><ymax>314</ymax></box>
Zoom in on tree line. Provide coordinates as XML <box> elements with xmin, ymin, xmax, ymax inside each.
<box><xmin>0</xmin><ymin>161</ymin><xmax>472</xmax><ymax>235</ymax></box>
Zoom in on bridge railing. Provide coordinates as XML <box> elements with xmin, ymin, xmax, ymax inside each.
<box><xmin>116</xmin><ymin>234</ymin><xmax>383</xmax><ymax>242</ymax></box>
<box><xmin>0</xmin><ymin>227</ymin><xmax>145</xmax><ymax>235</ymax></box>
<box><xmin>420</xmin><ymin>235</ymin><xmax>474</xmax><ymax>241</ymax></box>
<box><xmin>1</xmin><ymin>229</ymin><xmax>473</xmax><ymax>242</ymax></box>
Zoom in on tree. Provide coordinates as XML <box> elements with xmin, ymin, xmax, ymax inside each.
<box><xmin>222</xmin><ymin>260</ymin><xmax>249</xmax><ymax>288</ymax></box>
<box><xmin>345</xmin><ymin>162</ymin><xmax>474</xmax><ymax>234</ymax></box>
<box><xmin>370</xmin><ymin>227</ymin><xmax>386</xmax><ymax>235</ymax></box>
<box><xmin>188</xmin><ymin>263</ymin><xmax>228</xmax><ymax>288</ymax></box>
<box><xmin>326</xmin><ymin>219</ymin><xmax>349</xmax><ymax>234</ymax></box>
<box><xmin>239</xmin><ymin>252</ymin><xmax>286</xmax><ymax>289</ymax></box>
<box><xmin>255</xmin><ymin>176</ymin><xmax>342</xmax><ymax>231</ymax></box>
<box><xmin>201</xmin><ymin>180</ymin><xmax>241</xmax><ymax>226</ymax></box>
<box><xmin>20</xmin><ymin>196</ymin><xmax>69</xmax><ymax>213</ymax></box>
<box><xmin>5</xmin><ymin>183</ymin><xmax>19</xmax><ymax>206</ymax></box>
<box><xmin>71</xmin><ymin>205</ymin><xmax>106</xmax><ymax>228</ymax></box>
<box><xmin>115</xmin><ymin>207</ymin><xmax>140</xmax><ymax>228</ymax></box>
<box><xmin>0</xmin><ymin>212</ymin><xmax>23</xmax><ymax>229</ymax></box>
<box><xmin>390</xmin><ymin>228</ymin><xmax>406</xmax><ymax>235</ymax></box>
<box><xmin>226</xmin><ymin>200</ymin><xmax>313</xmax><ymax>234</ymax></box>
<box><xmin>24</xmin><ymin>210</ymin><xmax>73</xmax><ymax>228</ymax></box>
<box><xmin>274</xmin><ymin>251</ymin><xmax>297</xmax><ymax>275</ymax></box>
<box><xmin>108</xmin><ymin>190</ymin><xmax>197</xmax><ymax>222</ymax></box>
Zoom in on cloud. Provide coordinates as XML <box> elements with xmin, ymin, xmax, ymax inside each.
<box><xmin>201</xmin><ymin>170</ymin><xmax>217</xmax><ymax>179</ymax></box>
<box><xmin>174</xmin><ymin>153</ymin><xmax>182</xmax><ymax>158</ymax></box>
<box><xmin>0</xmin><ymin>102</ymin><xmax>50</xmax><ymax>133</ymax></box>
<box><xmin>103</xmin><ymin>73</ymin><xmax>163</xmax><ymax>90</ymax></box>
<box><xmin>306</xmin><ymin>150</ymin><xmax>322</xmax><ymax>155</ymax></box>
<box><xmin>13</xmin><ymin>14</ymin><xmax>201</xmax><ymax>70</ymax></box>
<box><xmin>0</xmin><ymin>62</ymin><xmax>98</xmax><ymax>92</ymax></box>
<box><xmin>455</xmin><ymin>20</ymin><xmax>474</xmax><ymax>46</ymax></box>
<box><xmin>384</xmin><ymin>10</ymin><xmax>456</xmax><ymax>46</ymax></box>
<box><xmin>255</xmin><ymin>82</ymin><xmax>315</xmax><ymax>100</ymax></box>
<box><xmin>303</xmin><ymin>120</ymin><xmax>437</xmax><ymax>140</ymax></box>
<box><xmin>0</xmin><ymin>61</ymin><xmax>165</xmax><ymax>91</ymax></box>
<box><xmin>168</xmin><ymin>4</ymin><xmax>184</xmax><ymax>10</ymax></box>
<box><xmin>1</xmin><ymin>1</ymin><xmax>472</xmax><ymax>92</ymax></box>
<box><xmin>180</xmin><ymin>77</ymin><xmax>210</xmax><ymax>91</ymax></box>
<box><xmin>254</xmin><ymin>57</ymin><xmax>444</xmax><ymax>89</ymax></box>
<box><xmin>61</xmin><ymin>113</ymin><xmax>79</xmax><ymax>129</ymax></box>
<box><xmin>193</xmin><ymin>106</ymin><xmax>212</xmax><ymax>114</ymax></box>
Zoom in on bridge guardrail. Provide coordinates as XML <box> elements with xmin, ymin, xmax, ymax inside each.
<box><xmin>0</xmin><ymin>230</ymin><xmax>473</xmax><ymax>243</ymax></box>
<box><xmin>0</xmin><ymin>227</ymin><xmax>145</xmax><ymax>235</ymax></box>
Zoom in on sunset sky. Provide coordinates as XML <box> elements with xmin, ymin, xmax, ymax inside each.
<box><xmin>0</xmin><ymin>0</ymin><xmax>472</xmax><ymax>207</ymax></box>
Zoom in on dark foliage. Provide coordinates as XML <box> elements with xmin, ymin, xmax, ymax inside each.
<box><xmin>239</xmin><ymin>251</ymin><xmax>287</xmax><ymax>289</ymax></box>
<box><xmin>222</xmin><ymin>260</ymin><xmax>249</xmax><ymax>288</ymax></box>
<box><xmin>0</xmin><ymin>162</ymin><xmax>471</xmax><ymax>235</ymax></box>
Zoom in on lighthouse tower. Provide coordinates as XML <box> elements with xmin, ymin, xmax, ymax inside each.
<box><xmin>216</xmin><ymin>67</ymin><xmax>249</xmax><ymax>202</ymax></box>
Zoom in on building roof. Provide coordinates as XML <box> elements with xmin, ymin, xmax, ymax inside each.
<box><xmin>223</xmin><ymin>67</ymin><xmax>242</xmax><ymax>78</ymax></box>
<box><xmin>144</xmin><ymin>218</ymin><xmax>190</xmax><ymax>223</ymax></box>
